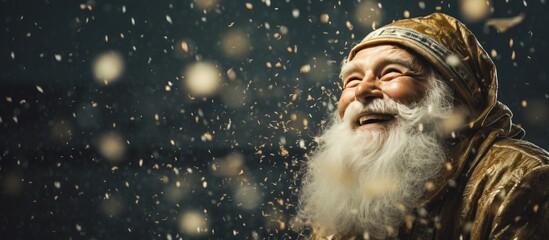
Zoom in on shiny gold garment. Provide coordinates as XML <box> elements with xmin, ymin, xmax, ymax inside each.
<box><xmin>311</xmin><ymin>13</ymin><xmax>549</xmax><ymax>239</ymax></box>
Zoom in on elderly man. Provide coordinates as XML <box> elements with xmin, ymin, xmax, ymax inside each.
<box><xmin>298</xmin><ymin>13</ymin><xmax>549</xmax><ymax>239</ymax></box>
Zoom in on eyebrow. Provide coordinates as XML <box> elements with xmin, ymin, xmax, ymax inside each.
<box><xmin>339</xmin><ymin>55</ymin><xmax>416</xmax><ymax>81</ymax></box>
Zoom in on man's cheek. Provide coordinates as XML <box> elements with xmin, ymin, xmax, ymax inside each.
<box><xmin>338</xmin><ymin>92</ymin><xmax>353</xmax><ymax>118</ymax></box>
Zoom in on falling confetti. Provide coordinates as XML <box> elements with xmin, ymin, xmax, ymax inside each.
<box><xmin>485</xmin><ymin>13</ymin><xmax>526</xmax><ymax>33</ymax></box>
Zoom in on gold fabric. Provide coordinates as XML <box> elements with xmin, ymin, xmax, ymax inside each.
<box><xmin>312</xmin><ymin>13</ymin><xmax>549</xmax><ymax>239</ymax></box>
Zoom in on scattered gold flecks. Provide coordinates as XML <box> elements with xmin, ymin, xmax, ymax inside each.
<box><xmin>299</xmin><ymin>64</ymin><xmax>311</xmax><ymax>73</ymax></box>
<box><xmin>403</xmin><ymin>10</ymin><xmax>411</xmax><ymax>18</ymax></box>
<box><xmin>227</xmin><ymin>68</ymin><xmax>237</xmax><ymax>80</ymax></box>
<box><xmin>511</xmin><ymin>50</ymin><xmax>516</xmax><ymax>60</ymax></box>
<box><xmin>36</xmin><ymin>85</ymin><xmax>44</xmax><ymax>93</ymax></box>
<box><xmin>202</xmin><ymin>132</ymin><xmax>213</xmax><ymax>141</ymax></box>
<box><xmin>444</xmin><ymin>162</ymin><xmax>453</xmax><ymax>171</ymax></box>
<box><xmin>245</xmin><ymin>2</ymin><xmax>253</xmax><ymax>10</ymax></box>
<box><xmin>405</xmin><ymin>215</ymin><xmax>415</xmax><ymax>230</ymax></box>
<box><xmin>180</xmin><ymin>41</ymin><xmax>189</xmax><ymax>53</ymax></box>
<box><xmin>279</xmin><ymin>147</ymin><xmax>288</xmax><ymax>157</ymax></box>
<box><xmin>490</xmin><ymin>49</ymin><xmax>498</xmax><ymax>58</ymax></box>
<box><xmin>320</xmin><ymin>13</ymin><xmax>330</xmax><ymax>23</ymax></box>
<box><xmin>485</xmin><ymin>13</ymin><xmax>526</xmax><ymax>33</ymax></box>
<box><xmin>533</xmin><ymin>204</ymin><xmax>539</xmax><ymax>213</ymax></box>
<box><xmin>425</xmin><ymin>181</ymin><xmax>435</xmax><ymax>191</ymax></box>
<box><xmin>345</xmin><ymin>21</ymin><xmax>353</xmax><ymax>30</ymax></box>
<box><xmin>521</xmin><ymin>100</ymin><xmax>527</xmax><ymax>108</ymax></box>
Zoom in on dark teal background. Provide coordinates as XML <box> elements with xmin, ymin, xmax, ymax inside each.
<box><xmin>1</xmin><ymin>0</ymin><xmax>548</xmax><ymax>239</ymax></box>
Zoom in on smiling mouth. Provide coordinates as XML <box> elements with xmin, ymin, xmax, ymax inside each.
<box><xmin>356</xmin><ymin>113</ymin><xmax>395</xmax><ymax>127</ymax></box>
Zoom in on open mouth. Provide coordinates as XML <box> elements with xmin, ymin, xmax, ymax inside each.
<box><xmin>356</xmin><ymin>113</ymin><xmax>395</xmax><ymax>127</ymax></box>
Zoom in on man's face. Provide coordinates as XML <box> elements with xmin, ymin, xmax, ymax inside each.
<box><xmin>338</xmin><ymin>45</ymin><xmax>432</xmax><ymax>129</ymax></box>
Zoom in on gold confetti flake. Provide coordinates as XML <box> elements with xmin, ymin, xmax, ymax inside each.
<box><xmin>490</xmin><ymin>49</ymin><xmax>498</xmax><ymax>58</ymax></box>
<box><xmin>202</xmin><ymin>132</ymin><xmax>213</xmax><ymax>141</ymax></box>
<box><xmin>320</xmin><ymin>13</ymin><xmax>330</xmax><ymax>23</ymax></box>
<box><xmin>521</xmin><ymin>100</ymin><xmax>527</xmax><ymax>107</ymax></box>
<box><xmin>227</xmin><ymin>68</ymin><xmax>236</xmax><ymax>81</ymax></box>
<box><xmin>403</xmin><ymin>10</ymin><xmax>410</xmax><ymax>18</ymax></box>
<box><xmin>36</xmin><ymin>85</ymin><xmax>44</xmax><ymax>93</ymax></box>
<box><xmin>345</xmin><ymin>21</ymin><xmax>353</xmax><ymax>30</ymax></box>
<box><xmin>299</xmin><ymin>64</ymin><xmax>311</xmax><ymax>73</ymax></box>
<box><xmin>425</xmin><ymin>181</ymin><xmax>435</xmax><ymax>191</ymax></box>
<box><xmin>245</xmin><ymin>2</ymin><xmax>253</xmax><ymax>10</ymax></box>
<box><xmin>180</xmin><ymin>41</ymin><xmax>189</xmax><ymax>52</ymax></box>
<box><xmin>485</xmin><ymin>13</ymin><xmax>526</xmax><ymax>33</ymax></box>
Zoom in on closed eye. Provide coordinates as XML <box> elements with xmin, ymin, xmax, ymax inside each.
<box><xmin>344</xmin><ymin>78</ymin><xmax>361</xmax><ymax>88</ymax></box>
<box><xmin>380</xmin><ymin>68</ymin><xmax>403</xmax><ymax>80</ymax></box>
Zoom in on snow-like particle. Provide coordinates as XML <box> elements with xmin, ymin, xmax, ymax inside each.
<box><xmin>300</xmin><ymin>64</ymin><xmax>311</xmax><ymax>73</ymax></box>
<box><xmin>36</xmin><ymin>85</ymin><xmax>44</xmax><ymax>93</ymax></box>
<box><xmin>10</xmin><ymin>52</ymin><xmax>15</xmax><ymax>59</ymax></box>
<box><xmin>320</xmin><ymin>13</ymin><xmax>330</xmax><ymax>23</ymax></box>
<box><xmin>54</xmin><ymin>181</ymin><xmax>61</xmax><ymax>189</ymax></box>
<box><xmin>166</xmin><ymin>15</ymin><xmax>173</xmax><ymax>24</ymax></box>
<box><xmin>245</xmin><ymin>2</ymin><xmax>253</xmax><ymax>10</ymax></box>
<box><xmin>445</xmin><ymin>54</ymin><xmax>461</xmax><ymax>67</ymax></box>
<box><xmin>292</xmin><ymin>9</ymin><xmax>300</xmax><ymax>18</ymax></box>
<box><xmin>54</xmin><ymin>54</ymin><xmax>62</xmax><ymax>62</ymax></box>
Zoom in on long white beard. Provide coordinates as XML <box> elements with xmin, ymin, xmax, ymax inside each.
<box><xmin>298</xmin><ymin>78</ymin><xmax>454</xmax><ymax>239</ymax></box>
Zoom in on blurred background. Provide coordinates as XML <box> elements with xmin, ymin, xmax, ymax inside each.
<box><xmin>1</xmin><ymin>0</ymin><xmax>548</xmax><ymax>239</ymax></box>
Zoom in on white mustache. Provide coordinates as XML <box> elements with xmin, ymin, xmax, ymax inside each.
<box><xmin>343</xmin><ymin>99</ymin><xmax>401</xmax><ymax>125</ymax></box>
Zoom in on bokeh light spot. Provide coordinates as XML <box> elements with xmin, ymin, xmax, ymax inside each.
<box><xmin>184</xmin><ymin>61</ymin><xmax>222</xmax><ymax>97</ymax></box>
<box><xmin>92</xmin><ymin>51</ymin><xmax>124</xmax><ymax>84</ymax></box>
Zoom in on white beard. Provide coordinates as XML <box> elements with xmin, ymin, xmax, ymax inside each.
<box><xmin>298</xmin><ymin>78</ymin><xmax>454</xmax><ymax>239</ymax></box>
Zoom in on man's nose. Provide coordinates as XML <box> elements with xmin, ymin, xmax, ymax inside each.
<box><xmin>355</xmin><ymin>72</ymin><xmax>383</xmax><ymax>104</ymax></box>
